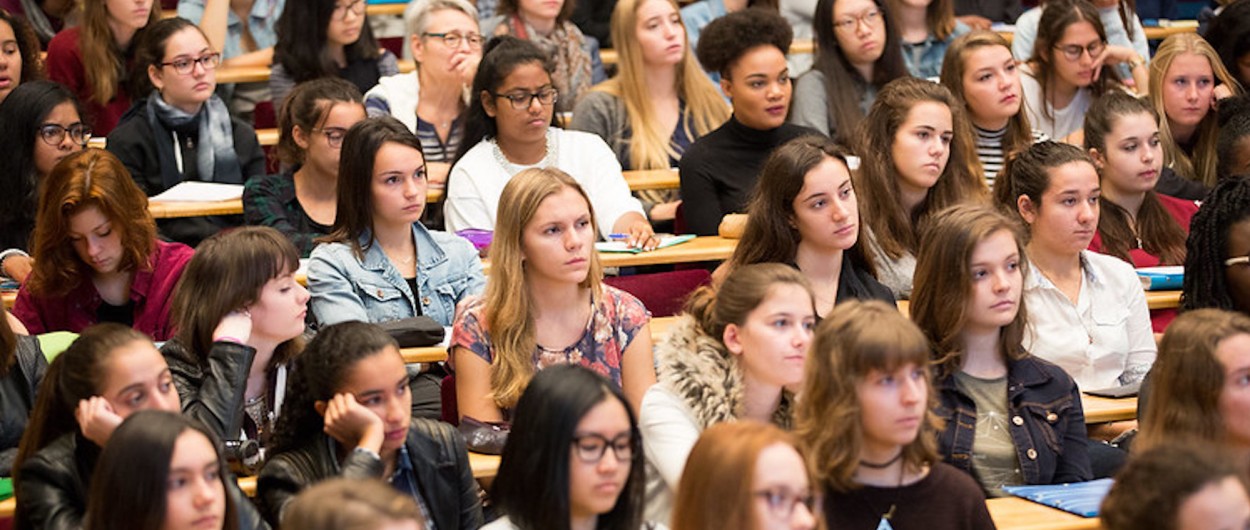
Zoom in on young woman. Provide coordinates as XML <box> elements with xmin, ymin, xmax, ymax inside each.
<box><xmin>993</xmin><ymin>140</ymin><xmax>1155</xmax><ymax>391</ymax></box>
<box><xmin>1012</xmin><ymin>0</ymin><xmax>1149</xmax><ymax>83</ymax></box>
<box><xmin>0</xmin><ymin>80</ymin><xmax>88</xmax><ymax>284</ymax></box>
<box><xmin>1218</xmin><ymin>95</ymin><xmax>1250</xmax><ymax>181</ymax></box>
<box><xmin>670</xmin><ymin>421</ymin><xmax>818</xmax><ymax>530</ymax></box>
<box><xmin>912</xmin><ymin>203</ymin><xmax>1091</xmax><ymax>496</ymax></box>
<box><xmin>790</xmin><ymin>0</ymin><xmax>908</xmax><ymax>142</ymax></box>
<box><xmin>257</xmin><ymin>321</ymin><xmax>481</xmax><ymax>528</ymax></box>
<box><xmin>570</xmin><ymin>0</ymin><xmax>729</xmax><ymax>225</ymax></box>
<box><xmin>244</xmin><ymin>78</ymin><xmax>365</xmax><ymax>257</ymax></box>
<box><xmin>13</xmin><ymin>149</ymin><xmax>194</xmax><ymax>340</ymax></box>
<box><xmin>14</xmin><ymin>324</ymin><xmax>182</xmax><ymax>529</ymax></box>
<box><xmin>177</xmin><ymin>0</ymin><xmax>282</xmax><ymax>67</ymax></box>
<box><xmin>447</xmin><ymin>36</ymin><xmax>651</xmax><ymax>245</ymax></box>
<box><xmin>725</xmin><ymin>135</ymin><xmax>894</xmax><ymax>315</ymax></box>
<box><xmin>107</xmin><ymin>17</ymin><xmax>265</xmax><ymax>247</ymax></box>
<box><xmin>1183</xmin><ymin>176</ymin><xmax>1250</xmax><ymax>314</ymax></box>
<box><xmin>887</xmin><ymin>0</ymin><xmax>969</xmax><ymax>79</ymax></box>
<box><xmin>855</xmin><ymin>76</ymin><xmax>986</xmax><ymax>300</ymax></box>
<box><xmin>0</xmin><ymin>305</ymin><xmax>45</xmax><ymax>477</ymax></box>
<box><xmin>162</xmin><ymin>226</ymin><xmax>308</xmax><ymax>457</ymax></box>
<box><xmin>0</xmin><ymin>8</ymin><xmax>42</xmax><ymax>105</ymax></box>
<box><xmin>1205</xmin><ymin>0</ymin><xmax>1250</xmax><ymax>88</ymax></box>
<box><xmin>451</xmin><ymin>168</ymin><xmax>656</xmax><ymax>421</ymax></box>
<box><xmin>795</xmin><ymin>300</ymin><xmax>995</xmax><ymax>530</ymax></box>
<box><xmin>270</xmin><ymin>0</ymin><xmax>398</xmax><ymax>107</ymax></box>
<box><xmin>486</xmin><ymin>364</ymin><xmax>650</xmax><ymax>530</ymax></box>
<box><xmin>679</xmin><ymin>9</ymin><xmax>814</xmax><ymax>236</ymax></box>
<box><xmin>84</xmin><ymin>410</ymin><xmax>265</xmax><ymax>530</ymax></box>
<box><xmin>679</xmin><ymin>0</ymin><xmax>779</xmax><ymax>57</ymax></box>
<box><xmin>641</xmin><ymin>263</ymin><xmax>815</xmax><ymax>523</ymax></box>
<box><xmin>1018</xmin><ymin>0</ymin><xmax>1146</xmax><ymax>143</ymax></box>
<box><xmin>308</xmin><ymin>116</ymin><xmax>485</xmax><ymax>328</ymax></box>
<box><xmin>44</xmin><ymin>0</ymin><xmax>161</xmax><ymax>134</ymax></box>
<box><xmin>1148</xmin><ymin>33</ymin><xmax>1243</xmax><ymax>188</ymax></box>
<box><xmin>1102</xmin><ymin>443</ymin><xmax>1250</xmax><ymax>530</ymax></box>
<box><xmin>940</xmin><ymin>30</ymin><xmax>1048</xmax><ymax>186</ymax></box>
<box><xmin>480</xmin><ymin>0</ymin><xmax>603</xmax><ymax>113</ymax></box>
<box><xmin>280</xmin><ymin>478</ymin><xmax>425</xmax><ymax>530</ymax></box>
<box><xmin>0</xmin><ymin>0</ymin><xmax>74</xmax><ymax>45</ymax></box>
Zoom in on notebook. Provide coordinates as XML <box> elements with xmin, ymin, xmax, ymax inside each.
<box><xmin>595</xmin><ymin>234</ymin><xmax>696</xmax><ymax>254</ymax></box>
<box><xmin>1002</xmin><ymin>478</ymin><xmax>1115</xmax><ymax>518</ymax></box>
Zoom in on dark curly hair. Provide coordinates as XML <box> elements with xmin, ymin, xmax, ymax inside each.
<box><xmin>1217</xmin><ymin>94</ymin><xmax>1250</xmax><ymax>181</ymax></box>
<box><xmin>1204</xmin><ymin>0</ymin><xmax>1250</xmax><ymax>87</ymax></box>
<box><xmin>1181</xmin><ymin>175</ymin><xmax>1250</xmax><ymax>312</ymax></box>
<box><xmin>694</xmin><ymin>7</ymin><xmax>792</xmax><ymax>78</ymax></box>
<box><xmin>0</xmin><ymin>9</ymin><xmax>43</xmax><ymax>91</ymax></box>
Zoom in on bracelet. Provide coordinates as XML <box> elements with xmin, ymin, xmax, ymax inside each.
<box><xmin>1127</xmin><ymin>56</ymin><xmax>1146</xmax><ymax>70</ymax></box>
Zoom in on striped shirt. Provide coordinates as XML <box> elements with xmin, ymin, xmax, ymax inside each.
<box><xmin>415</xmin><ymin>115</ymin><xmax>463</xmax><ymax>164</ymax></box>
<box><xmin>974</xmin><ymin>124</ymin><xmax>1049</xmax><ymax>188</ymax></box>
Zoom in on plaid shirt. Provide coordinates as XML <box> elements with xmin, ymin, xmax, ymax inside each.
<box><xmin>243</xmin><ymin>168</ymin><xmax>332</xmax><ymax>257</ymax></box>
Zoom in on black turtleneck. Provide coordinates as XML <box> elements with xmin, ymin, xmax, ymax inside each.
<box><xmin>678</xmin><ymin>116</ymin><xmax>817</xmax><ymax>236</ymax></box>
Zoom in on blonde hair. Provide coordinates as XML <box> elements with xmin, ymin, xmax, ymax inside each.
<box><xmin>485</xmin><ymin>168</ymin><xmax>604</xmax><ymax>409</ymax></box>
<box><xmin>1149</xmin><ymin>33</ymin><xmax>1245</xmax><ymax>187</ymax></box>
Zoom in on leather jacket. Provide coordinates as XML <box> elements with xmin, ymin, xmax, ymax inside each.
<box><xmin>1</xmin><ymin>336</ymin><xmax>46</xmax><ymax>476</ymax></box>
<box><xmin>163</xmin><ymin>339</ymin><xmax>257</xmax><ymax>446</ymax></box>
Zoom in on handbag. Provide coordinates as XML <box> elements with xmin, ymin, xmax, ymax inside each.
<box><xmin>458</xmin><ymin>415</ymin><xmax>510</xmax><ymax>455</ymax></box>
<box><xmin>378</xmin><ymin>316</ymin><xmax>445</xmax><ymax>348</ymax></box>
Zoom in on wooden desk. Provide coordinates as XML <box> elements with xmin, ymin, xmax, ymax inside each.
<box><xmin>597</xmin><ymin>236</ymin><xmax>736</xmax><ymax>268</ymax></box>
<box><xmin>1146</xmin><ymin>290</ymin><xmax>1181</xmax><ymax>310</ymax></box>
<box><xmin>624</xmin><ymin>169</ymin><xmax>680</xmax><ymax>191</ymax></box>
<box><xmin>148</xmin><ymin>199</ymin><xmax>245</xmax><ymax>218</ymax></box>
<box><xmin>987</xmin><ymin>497</ymin><xmax>1101</xmax><ymax>530</ymax></box>
<box><xmin>366</xmin><ymin>3</ymin><xmax>407</xmax><ymax>16</ymax></box>
<box><xmin>401</xmin><ymin>346</ymin><xmax>449</xmax><ymax>364</ymax></box>
<box><xmin>469</xmin><ymin>451</ymin><xmax>501</xmax><ymax>479</ymax></box>
<box><xmin>1080</xmin><ymin>395</ymin><xmax>1137</xmax><ymax>424</ymax></box>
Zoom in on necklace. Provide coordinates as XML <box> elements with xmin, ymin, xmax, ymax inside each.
<box><xmin>855</xmin><ymin>458</ymin><xmax>906</xmax><ymax>529</ymax></box>
<box><xmin>491</xmin><ymin>128</ymin><xmax>558</xmax><ymax>176</ymax></box>
<box><xmin>859</xmin><ymin>450</ymin><xmax>904</xmax><ymax>469</ymax></box>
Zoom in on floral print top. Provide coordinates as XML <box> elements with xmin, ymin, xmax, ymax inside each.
<box><xmin>451</xmin><ymin>286</ymin><xmax>650</xmax><ymax>386</ymax></box>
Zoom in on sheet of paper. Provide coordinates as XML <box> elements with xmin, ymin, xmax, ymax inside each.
<box><xmin>149</xmin><ymin>182</ymin><xmax>244</xmax><ymax>203</ymax></box>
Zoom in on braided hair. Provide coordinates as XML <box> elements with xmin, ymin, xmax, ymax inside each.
<box><xmin>1181</xmin><ymin>176</ymin><xmax>1250</xmax><ymax>311</ymax></box>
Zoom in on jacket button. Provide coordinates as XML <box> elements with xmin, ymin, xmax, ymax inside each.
<box><xmin>1046</xmin><ymin>412</ymin><xmax>1059</xmax><ymax>423</ymax></box>
<box><xmin>1012</xmin><ymin>415</ymin><xmax>1024</xmax><ymax>426</ymax></box>
<box><xmin>1027</xmin><ymin>449</ymin><xmax>1038</xmax><ymax>460</ymax></box>
<box><xmin>422</xmin><ymin>297</ymin><xmax>431</xmax><ymax>306</ymax></box>
<box><xmin>376</xmin><ymin>288</ymin><xmax>384</xmax><ymax>298</ymax></box>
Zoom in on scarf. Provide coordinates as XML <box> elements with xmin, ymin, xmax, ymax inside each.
<box><xmin>18</xmin><ymin>0</ymin><xmax>57</xmax><ymax>43</ymax></box>
<box><xmin>506</xmin><ymin>15</ymin><xmax>592</xmax><ymax>113</ymax></box>
<box><xmin>144</xmin><ymin>91</ymin><xmax>243</xmax><ymax>190</ymax></box>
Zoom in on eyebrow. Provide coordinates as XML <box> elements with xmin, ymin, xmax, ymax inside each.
<box><xmin>970</xmin><ymin>253</ymin><xmax>1018</xmax><ymax>268</ymax></box>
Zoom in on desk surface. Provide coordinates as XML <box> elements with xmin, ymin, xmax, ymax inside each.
<box><xmin>986</xmin><ymin>497</ymin><xmax>1101</xmax><ymax>530</ymax></box>
<box><xmin>148</xmin><ymin>199</ymin><xmax>245</xmax><ymax>218</ymax></box>
<box><xmin>597</xmin><ymin>236</ymin><xmax>736</xmax><ymax>268</ymax></box>
<box><xmin>1080</xmin><ymin>395</ymin><xmax>1137</xmax><ymax>424</ymax></box>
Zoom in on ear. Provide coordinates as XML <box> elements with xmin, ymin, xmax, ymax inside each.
<box><xmin>411</xmin><ymin>34</ymin><xmax>425</xmax><ymax>64</ymax></box>
<box><xmin>481</xmin><ymin>90</ymin><xmax>497</xmax><ymax>118</ymax></box>
<box><xmin>148</xmin><ymin>64</ymin><xmax>163</xmax><ymax>92</ymax></box>
<box><xmin>722</xmin><ymin>323</ymin><xmax>745</xmax><ymax>356</ymax></box>
<box><xmin>719</xmin><ymin>77</ymin><xmax>733</xmax><ymax>101</ymax></box>
<box><xmin>293</xmin><ymin>124</ymin><xmax>311</xmax><ymax>151</ymax></box>
<box><xmin>1017</xmin><ymin>194</ymin><xmax>1038</xmax><ymax>225</ymax></box>
<box><xmin>314</xmin><ymin>400</ymin><xmax>328</xmax><ymax>417</ymax></box>
<box><xmin>1088</xmin><ymin>147</ymin><xmax>1105</xmax><ymax>169</ymax></box>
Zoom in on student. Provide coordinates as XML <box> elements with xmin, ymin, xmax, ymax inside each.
<box><xmin>162</xmin><ymin>226</ymin><xmax>308</xmax><ymax>456</ymax></box>
<box><xmin>1012</xmin><ymin>0</ymin><xmax>1149</xmax><ymax>83</ymax></box>
<box><xmin>1182</xmin><ymin>176</ymin><xmax>1250</xmax><ymax>314</ymax></box>
<box><xmin>679</xmin><ymin>0</ymin><xmax>780</xmax><ymax>58</ymax></box>
<box><xmin>0</xmin><ymin>8</ymin><xmax>42</xmax><ymax>105</ymax></box>
<box><xmin>480</xmin><ymin>0</ymin><xmax>604</xmax><ymax>112</ymax></box>
<box><xmin>0</xmin><ymin>305</ymin><xmax>45</xmax><ymax>477</ymax></box>
<box><xmin>887</xmin><ymin>0</ymin><xmax>969</xmax><ymax>79</ymax></box>
<box><xmin>570</xmin><ymin>0</ymin><xmax>729</xmax><ymax>225</ymax></box>
<box><xmin>1217</xmin><ymin>96</ymin><xmax>1250</xmax><ymax>181</ymax></box>
<box><xmin>176</xmin><ymin>0</ymin><xmax>283</xmax><ymax>118</ymax></box>
<box><xmin>790</xmin><ymin>0</ymin><xmax>907</xmax><ymax>142</ymax></box>
<box><xmin>84</xmin><ymin>410</ymin><xmax>266</xmax><ymax>530</ymax></box>
<box><xmin>451</xmin><ymin>168</ymin><xmax>656</xmax><ymax>421</ymax></box>
<box><xmin>257</xmin><ymin>321</ymin><xmax>482</xmax><ymax>528</ymax></box>
<box><xmin>912</xmin><ymin>203</ymin><xmax>1092</xmax><ymax>496</ymax></box>
<box><xmin>641</xmin><ymin>263</ymin><xmax>815</xmax><ymax>523</ymax></box>
<box><xmin>0</xmin><ymin>80</ymin><xmax>88</xmax><ymax>284</ymax></box>
<box><xmin>13</xmin><ymin>149</ymin><xmax>194</xmax><ymax>340</ymax></box>
<box><xmin>1204</xmin><ymin>0</ymin><xmax>1250</xmax><ymax>88</ymax></box>
<box><xmin>14</xmin><ymin>324</ymin><xmax>182</xmax><ymax>530</ymax></box>
<box><xmin>795</xmin><ymin>300</ymin><xmax>995</xmax><ymax>530</ymax></box>
<box><xmin>280</xmin><ymin>478</ymin><xmax>425</xmax><ymax>530</ymax></box>
<box><xmin>0</xmin><ymin>0</ymin><xmax>73</xmax><ymax>45</ymax></box>
<box><xmin>725</xmin><ymin>136</ymin><xmax>894</xmax><ymax>314</ymax></box>
<box><xmin>446</xmin><ymin>36</ymin><xmax>652</xmax><ymax>245</ymax></box>
<box><xmin>940</xmin><ymin>30</ymin><xmax>1048</xmax><ymax>186</ymax></box>
<box><xmin>1018</xmin><ymin>0</ymin><xmax>1145</xmax><ymax>143</ymax></box>
<box><xmin>1148</xmin><ymin>33</ymin><xmax>1243</xmax><ymax>188</ymax></box>
<box><xmin>44</xmin><ymin>0</ymin><xmax>161</xmax><ymax>134</ymax></box>
<box><xmin>486</xmin><ymin>364</ymin><xmax>651</xmax><ymax>530</ymax></box>
<box><xmin>953</xmin><ymin>0</ymin><xmax>1021</xmax><ymax>29</ymax></box>
<box><xmin>107</xmin><ymin>17</ymin><xmax>265</xmax><ymax>247</ymax></box>
<box><xmin>679</xmin><ymin>9</ymin><xmax>814</xmax><ymax>236</ymax></box>
<box><xmin>270</xmin><ymin>0</ymin><xmax>398</xmax><ymax>107</ymax></box>
<box><xmin>993</xmin><ymin>140</ymin><xmax>1155</xmax><ymax>391</ymax></box>
<box><xmin>244</xmin><ymin>78</ymin><xmax>366</xmax><ymax>257</ymax></box>
<box><xmin>1102</xmin><ymin>443</ymin><xmax>1250</xmax><ymax>530</ymax></box>
<box><xmin>855</xmin><ymin>76</ymin><xmax>986</xmax><ymax>300</ymax></box>
<box><xmin>670</xmin><ymin>421</ymin><xmax>817</xmax><ymax>530</ymax></box>
<box><xmin>308</xmin><ymin>116</ymin><xmax>485</xmax><ymax>330</ymax></box>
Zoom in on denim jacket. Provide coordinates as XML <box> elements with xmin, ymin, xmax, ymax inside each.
<box><xmin>934</xmin><ymin>355</ymin><xmax>1093</xmax><ymax>488</ymax></box>
<box><xmin>307</xmin><ymin>223</ymin><xmax>486</xmax><ymax>328</ymax></box>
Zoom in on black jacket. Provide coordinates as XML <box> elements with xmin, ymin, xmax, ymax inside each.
<box><xmin>0</xmin><ymin>336</ymin><xmax>46</xmax><ymax>476</ymax></box>
<box><xmin>257</xmin><ymin>420</ymin><xmax>483</xmax><ymax>529</ymax></box>
<box><xmin>162</xmin><ymin>339</ymin><xmax>257</xmax><ymax>447</ymax></box>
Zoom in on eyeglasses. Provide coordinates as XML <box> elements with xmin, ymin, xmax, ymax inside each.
<box><xmin>38</xmin><ymin>123</ymin><xmax>92</xmax><ymax>147</ymax></box>
<box><xmin>754</xmin><ymin>488</ymin><xmax>819</xmax><ymax>518</ymax></box>
<box><xmin>158</xmin><ymin>53</ymin><xmax>222</xmax><ymax>75</ymax></box>
<box><xmin>332</xmin><ymin>0</ymin><xmax>366</xmax><ymax>20</ymax></box>
<box><xmin>423</xmin><ymin>31</ymin><xmax>483</xmax><ymax>49</ymax></box>
<box><xmin>493</xmin><ymin>87</ymin><xmax>558</xmax><ymax>110</ymax></box>
<box><xmin>312</xmin><ymin>127</ymin><xmax>349</xmax><ymax>149</ymax></box>
<box><xmin>571</xmin><ymin>433</ymin><xmax>632</xmax><ymax>464</ymax></box>
<box><xmin>1053</xmin><ymin>40</ymin><xmax>1106</xmax><ymax>62</ymax></box>
<box><xmin>833</xmin><ymin>9</ymin><xmax>882</xmax><ymax>33</ymax></box>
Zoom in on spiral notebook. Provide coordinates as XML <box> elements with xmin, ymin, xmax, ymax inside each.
<box><xmin>1002</xmin><ymin>478</ymin><xmax>1114</xmax><ymax>518</ymax></box>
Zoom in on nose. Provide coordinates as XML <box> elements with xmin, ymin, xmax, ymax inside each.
<box><xmin>900</xmin><ymin>374</ymin><xmax>924</xmax><ymax>405</ymax></box>
<box><xmin>295</xmin><ymin>282</ymin><xmax>310</xmax><ymax>305</ymax></box>
<box><xmin>151</xmin><ymin>386</ymin><xmax>177</xmax><ymax>412</ymax></box>
<box><xmin>193</xmin><ymin>475</ymin><xmax>218</xmax><ymax>509</ymax></box>
<box><xmin>1077</xmin><ymin>200</ymin><xmax>1096</xmax><ymax>224</ymax></box>
<box><xmin>792</xmin><ymin>500</ymin><xmax>818</xmax><ymax>530</ymax></box>
<box><xmin>58</xmin><ymin>131</ymin><xmax>77</xmax><ymax>151</ymax></box>
<box><xmin>792</xmin><ymin>325</ymin><xmax>811</xmax><ymax>349</ymax></box>
<box><xmin>1185</xmin><ymin>82</ymin><xmax>1199</xmax><ymax>101</ymax></box>
<box><xmin>563</xmin><ymin>227</ymin><xmax>582</xmax><ymax>250</ymax></box>
<box><xmin>991</xmin><ymin>269</ymin><xmax>1011</xmax><ymax>293</ymax></box>
<box><xmin>86</xmin><ymin>237</ymin><xmax>103</xmax><ymax>259</ymax></box>
<box><xmin>596</xmin><ymin>447</ymin><xmax>623</xmax><ymax>474</ymax></box>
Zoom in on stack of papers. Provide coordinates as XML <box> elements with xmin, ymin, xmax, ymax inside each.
<box><xmin>595</xmin><ymin>234</ymin><xmax>696</xmax><ymax>254</ymax></box>
<box><xmin>150</xmin><ymin>182</ymin><xmax>244</xmax><ymax>203</ymax></box>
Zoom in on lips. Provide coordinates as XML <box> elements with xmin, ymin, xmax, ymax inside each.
<box><xmin>0</xmin><ymin>77</ymin><xmax>11</xmax><ymax>89</ymax></box>
<box><xmin>192</xmin><ymin>515</ymin><xmax>220</xmax><ymax>529</ymax></box>
<box><xmin>594</xmin><ymin>481</ymin><xmax>622</xmax><ymax>494</ymax></box>
<box><xmin>566</xmin><ymin>256</ymin><xmax>587</xmax><ymax>266</ymax></box>
<box><xmin>385</xmin><ymin>428</ymin><xmax>407</xmax><ymax>441</ymax></box>
<box><xmin>765</xmin><ymin>105</ymin><xmax>786</xmax><ymax>116</ymax></box>
<box><xmin>1000</xmin><ymin>93</ymin><xmax>1018</xmax><ymax>104</ymax></box>
<box><xmin>835</xmin><ymin>223</ymin><xmax>856</xmax><ymax>236</ymax></box>
<box><xmin>991</xmin><ymin>299</ymin><xmax>1015</xmax><ymax>310</ymax></box>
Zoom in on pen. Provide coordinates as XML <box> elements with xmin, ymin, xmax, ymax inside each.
<box><xmin>608</xmin><ymin>233</ymin><xmax>629</xmax><ymax>240</ymax></box>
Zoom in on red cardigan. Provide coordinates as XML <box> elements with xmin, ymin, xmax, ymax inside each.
<box><xmin>45</xmin><ymin>27</ymin><xmax>133</xmax><ymax>135</ymax></box>
<box><xmin>13</xmin><ymin>240</ymin><xmax>194</xmax><ymax>341</ymax></box>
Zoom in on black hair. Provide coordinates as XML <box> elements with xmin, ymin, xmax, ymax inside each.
<box><xmin>131</xmin><ymin>17</ymin><xmax>207</xmax><ymax>98</ymax></box>
<box><xmin>269</xmin><ymin>321</ymin><xmax>400</xmax><ymax>454</ymax></box>
<box><xmin>453</xmin><ymin>35</ymin><xmax>553</xmax><ymax>165</ymax></box>
<box><xmin>1101</xmin><ymin>443</ymin><xmax>1247</xmax><ymax>530</ymax></box>
<box><xmin>277</xmin><ymin>78</ymin><xmax>364</xmax><ymax>166</ymax></box>
<box><xmin>84</xmin><ymin>411</ymin><xmax>239</xmax><ymax>530</ymax></box>
<box><xmin>695</xmin><ymin>8</ymin><xmax>792</xmax><ymax>78</ymax></box>
<box><xmin>0</xmin><ymin>9</ymin><xmax>44</xmax><ymax>89</ymax></box>
<box><xmin>491</xmin><ymin>364</ymin><xmax>645</xmax><ymax>530</ymax></box>
<box><xmin>273</xmin><ymin>0</ymin><xmax>382</xmax><ymax>86</ymax></box>
<box><xmin>1205</xmin><ymin>0</ymin><xmax>1250</xmax><ymax>87</ymax></box>
<box><xmin>810</xmin><ymin>0</ymin><xmax>907</xmax><ymax>144</ymax></box>
<box><xmin>1182</xmin><ymin>175</ymin><xmax>1250</xmax><ymax>311</ymax></box>
<box><xmin>0</xmin><ymin>80</ymin><xmax>83</xmax><ymax>251</ymax></box>
<box><xmin>1218</xmin><ymin>94</ymin><xmax>1250</xmax><ymax>181</ymax></box>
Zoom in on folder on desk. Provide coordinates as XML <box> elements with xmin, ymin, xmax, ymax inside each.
<box><xmin>595</xmin><ymin>234</ymin><xmax>696</xmax><ymax>254</ymax></box>
<box><xmin>1002</xmin><ymin>478</ymin><xmax>1114</xmax><ymax>518</ymax></box>
<box><xmin>1136</xmin><ymin>266</ymin><xmax>1183</xmax><ymax>290</ymax></box>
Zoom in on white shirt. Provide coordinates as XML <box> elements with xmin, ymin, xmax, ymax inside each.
<box><xmin>1020</xmin><ymin>67</ymin><xmax>1093</xmax><ymax>141</ymax></box>
<box><xmin>1022</xmin><ymin>250</ymin><xmax>1156</xmax><ymax>391</ymax></box>
<box><xmin>445</xmin><ymin>128</ymin><xmax>646</xmax><ymax>240</ymax></box>
<box><xmin>639</xmin><ymin>384</ymin><xmax>702</xmax><ymax>525</ymax></box>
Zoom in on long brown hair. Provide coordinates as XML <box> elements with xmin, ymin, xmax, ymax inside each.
<box><xmin>683</xmin><ymin>263</ymin><xmax>814</xmax><ymax>347</ymax></box>
<box><xmin>811</xmin><ymin>0</ymin><xmax>908</xmax><ymax>144</ymax></box>
<box><xmin>276</xmin><ymin>78</ymin><xmax>364</xmax><ymax>167</ymax></box>
<box><xmin>1028</xmin><ymin>0</ymin><xmax>1123</xmax><ymax>123</ymax></box>
<box><xmin>855</xmin><ymin>77</ymin><xmax>987</xmax><ymax>260</ymax></box>
<box><xmin>26</xmin><ymin>149</ymin><xmax>157</xmax><ymax>298</ymax></box>
<box><xmin>79</xmin><ymin>0</ymin><xmax>161</xmax><ymax>106</ymax></box>
<box><xmin>992</xmin><ymin>140</ymin><xmax>1096</xmax><ymax>240</ymax></box>
<box><xmin>940</xmin><ymin>31</ymin><xmax>1035</xmax><ymax>158</ymax></box>
<box><xmin>0</xmin><ymin>307</ymin><xmax>17</xmax><ymax>377</ymax></box>
<box><xmin>1083</xmin><ymin>90</ymin><xmax>1188</xmax><ymax>265</ymax></box>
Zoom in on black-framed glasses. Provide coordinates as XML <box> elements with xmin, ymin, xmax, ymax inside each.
<box><xmin>754</xmin><ymin>487</ymin><xmax>819</xmax><ymax>518</ymax></box>
<box><xmin>38</xmin><ymin>123</ymin><xmax>92</xmax><ymax>147</ymax></box>
<box><xmin>158</xmin><ymin>53</ymin><xmax>222</xmax><ymax>75</ymax></box>
<box><xmin>333</xmin><ymin>0</ymin><xmax>365</xmax><ymax>20</ymax></box>
<box><xmin>423</xmin><ymin>31</ymin><xmax>483</xmax><ymax>49</ymax></box>
<box><xmin>312</xmin><ymin>127</ymin><xmax>349</xmax><ymax>149</ymax></box>
<box><xmin>571</xmin><ymin>433</ymin><xmax>632</xmax><ymax>464</ymax></box>
<box><xmin>833</xmin><ymin>8</ymin><xmax>882</xmax><ymax>33</ymax></box>
<box><xmin>493</xmin><ymin>87</ymin><xmax>558</xmax><ymax>110</ymax></box>
<box><xmin>1053</xmin><ymin>40</ymin><xmax>1106</xmax><ymax>62</ymax></box>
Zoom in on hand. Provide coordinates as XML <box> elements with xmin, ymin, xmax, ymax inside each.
<box><xmin>649</xmin><ymin>201</ymin><xmax>681</xmax><ymax>223</ymax></box>
<box><xmin>212</xmin><ymin>309</ymin><xmax>253</xmax><ymax>344</ymax></box>
<box><xmin>3</xmin><ymin>255</ymin><xmax>32</xmax><ymax>284</ymax></box>
<box><xmin>1091</xmin><ymin>45</ymin><xmax>1137</xmax><ymax>82</ymax></box>
<box><xmin>624</xmin><ymin>219</ymin><xmax>658</xmax><ymax>251</ymax></box>
<box><xmin>1214</xmin><ymin>84</ymin><xmax>1235</xmax><ymax>108</ymax></box>
<box><xmin>956</xmin><ymin>14</ymin><xmax>993</xmax><ymax>31</ymax></box>
<box><xmin>322</xmin><ymin>393</ymin><xmax>385</xmax><ymax>452</ymax></box>
<box><xmin>76</xmin><ymin>397</ymin><xmax>123</xmax><ymax>446</ymax></box>
<box><xmin>450</xmin><ymin>52</ymin><xmax>480</xmax><ymax>87</ymax></box>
